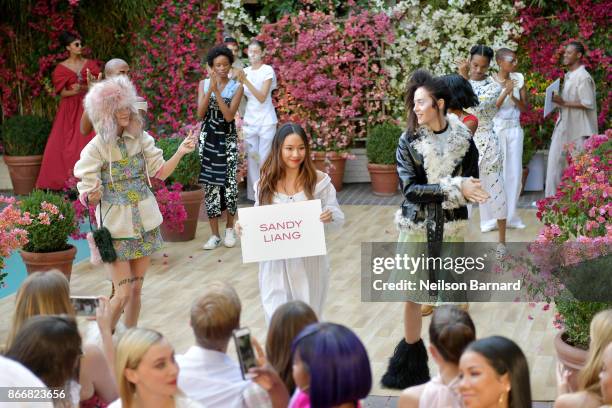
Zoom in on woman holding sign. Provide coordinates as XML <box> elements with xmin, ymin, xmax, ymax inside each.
<box><xmin>381</xmin><ymin>70</ymin><xmax>489</xmax><ymax>390</ymax></box>
<box><xmin>252</xmin><ymin>123</ymin><xmax>344</xmax><ymax>323</ymax></box>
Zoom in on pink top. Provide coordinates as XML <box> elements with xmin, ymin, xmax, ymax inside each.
<box><xmin>289</xmin><ymin>389</ymin><xmax>363</xmax><ymax>408</ymax></box>
<box><xmin>418</xmin><ymin>374</ymin><xmax>463</xmax><ymax>408</ymax></box>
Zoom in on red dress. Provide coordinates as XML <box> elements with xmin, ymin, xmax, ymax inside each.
<box><xmin>36</xmin><ymin>60</ymin><xmax>100</xmax><ymax>190</ymax></box>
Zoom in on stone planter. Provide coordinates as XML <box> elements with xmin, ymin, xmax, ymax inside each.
<box><xmin>554</xmin><ymin>331</ymin><xmax>589</xmax><ymax>392</ymax></box>
<box><xmin>161</xmin><ymin>185</ymin><xmax>205</xmax><ymax>242</ymax></box>
<box><xmin>367</xmin><ymin>163</ymin><xmax>399</xmax><ymax>196</ymax></box>
<box><xmin>312</xmin><ymin>152</ymin><xmax>346</xmax><ymax>192</ymax></box>
<box><xmin>20</xmin><ymin>245</ymin><xmax>77</xmax><ymax>281</ymax></box>
<box><xmin>3</xmin><ymin>154</ymin><xmax>43</xmax><ymax>195</ymax></box>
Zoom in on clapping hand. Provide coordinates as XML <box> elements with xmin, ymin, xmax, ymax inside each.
<box><xmin>461</xmin><ymin>178</ymin><xmax>490</xmax><ymax>203</ymax></box>
<box><xmin>94</xmin><ymin>296</ymin><xmax>113</xmax><ymax>335</ymax></box>
<box><xmin>86</xmin><ymin>69</ymin><xmax>102</xmax><ymax>87</ymax></box>
<box><xmin>69</xmin><ymin>83</ymin><xmax>82</xmax><ymax>93</ymax></box>
<box><xmin>209</xmin><ymin>71</ymin><xmax>219</xmax><ymax>93</ymax></box>
<box><xmin>178</xmin><ymin>130</ymin><xmax>197</xmax><ymax>155</ymax></box>
<box><xmin>235</xmin><ymin>69</ymin><xmax>246</xmax><ymax>84</ymax></box>
<box><xmin>456</xmin><ymin>57</ymin><xmax>470</xmax><ymax>78</ymax></box>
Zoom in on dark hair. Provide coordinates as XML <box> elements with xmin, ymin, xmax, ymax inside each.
<box><xmin>5</xmin><ymin>315</ymin><xmax>82</xmax><ymax>388</ymax></box>
<box><xmin>465</xmin><ymin>336</ymin><xmax>532</xmax><ymax>408</ymax></box>
<box><xmin>249</xmin><ymin>39</ymin><xmax>266</xmax><ymax>51</ymax></box>
<box><xmin>258</xmin><ymin>122</ymin><xmax>317</xmax><ymax>205</ymax></box>
<box><xmin>405</xmin><ymin>69</ymin><xmax>452</xmax><ymax>136</ymax></box>
<box><xmin>440</xmin><ymin>74</ymin><xmax>479</xmax><ymax>110</ymax></box>
<box><xmin>223</xmin><ymin>37</ymin><xmax>238</xmax><ymax>45</ymax></box>
<box><xmin>470</xmin><ymin>44</ymin><xmax>494</xmax><ymax>64</ymax></box>
<box><xmin>292</xmin><ymin>323</ymin><xmax>372</xmax><ymax>408</ymax></box>
<box><xmin>266</xmin><ymin>301</ymin><xmax>318</xmax><ymax>394</ymax></box>
<box><xmin>206</xmin><ymin>45</ymin><xmax>235</xmax><ymax>67</ymax></box>
<box><xmin>567</xmin><ymin>41</ymin><xmax>586</xmax><ymax>57</ymax></box>
<box><xmin>495</xmin><ymin>47</ymin><xmax>515</xmax><ymax>62</ymax></box>
<box><xmin>59</xmin><ymin>31</ymin><xmax>79</xmax><ymax>48</ymax></box>
<box><xmin>429</xmin><ymin>305</ymin><xmax>476</xmax><ymax>364</ymax></box>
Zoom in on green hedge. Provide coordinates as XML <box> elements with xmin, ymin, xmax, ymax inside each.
<box><xmin>366</xmin><ymin>122</ymin><xmax>402</xmax><ymax>165</ymax></box>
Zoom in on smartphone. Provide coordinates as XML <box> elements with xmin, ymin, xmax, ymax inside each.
<box><xmin>233</xmin><ymin>328</ymin><xmax>257</xmax><ymax>379</ymax></box>
<box><xmin>70</xmin><ymin>296</ymin><xmax>100</xmax><ymax>317</ymax></box>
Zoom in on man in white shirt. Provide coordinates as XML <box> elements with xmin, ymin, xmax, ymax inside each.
<box><xmin>0</xmin><ymin>356</ymin><xmax>53</xmax><ymax>408</ymax></box>
<box><xmin>176</xmin><ymin>282</ymin><xmax>286</xmax><ymax>408</ymax></box>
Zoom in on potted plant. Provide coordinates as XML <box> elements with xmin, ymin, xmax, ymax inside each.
<box><xmin>0</xmin><ymin>195</ymin><xmax>30</xmax><ymax>286</ymax></box>
<box><xmin>18</xmin><ymin>190</ymin><xmax>77</xmax><ymax>280</ymax></box>
<box><xmin>0</xmin><ymin>115</ymin><xmax>51</xmax><ymax>195</ymax></box>
<box><xmin>366</xmin><ymin>122</ymin><xmax>401</xmax><ymax>196</ymax></box>
<box><xmin>507</xmin><ymin>131</ymin><xmax>612</xmax><ymax>389</ymax></box>
<box><xmin>155</xmin><ymin>130</ymin><xmax>203</xmax><ymax>242</ymax></box>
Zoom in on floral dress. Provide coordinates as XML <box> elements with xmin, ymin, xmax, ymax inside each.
<box><xmin>100</xmin><ymin>137</ymin><xmax>162</xmax><ymax>260</ymax></box>
<box><xmin>198</xmin><ymin>79</ymin><xmax>241</xmax><ymax>219</ymax></box>
<box><xmin>469</xmin><ymin>77</ymin><xmax>507</xmax><ymax>224</ymax></box>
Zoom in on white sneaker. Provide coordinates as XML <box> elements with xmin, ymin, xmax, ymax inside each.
<box><xmin>203</xmin><ymin>235</ymin><xmax>221</xmax><ymax>250</ymax></box>
<box><xmin>480</xmin><ymin>223</ymin><xmax>498</xmax><ymax>233</ymax></box>
<box><xmin>224</xmin><ymin>228</ymin><xmax>236</xmax><ymax>248</ymax></box>
<box><xmin>508</xmin><ymin>221</ymin><xmax>526</xmax><ymax>229</ymax></box>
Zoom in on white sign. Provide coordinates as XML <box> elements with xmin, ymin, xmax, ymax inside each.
<box><xmin>238</xmin><ymin>199</ymin><xmax>327</xmax><ymax>263</ymax></box>
<box><xmin>544</xmin><ymin>78</ymin><xmax>560</xmax><ymax>118</ymax></box>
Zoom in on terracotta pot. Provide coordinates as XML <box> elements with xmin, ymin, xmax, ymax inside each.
<box><xmin>554</xmin><ymin>331</ymin><xmax>589</xmax><ymax>391</ymax></box>
<box><xmin>367</xmin><ymin>163</ymin><xmax>399</xmax><ymax>196</ymax></box>
<box><xmin>161</xmin><ymin>185</ymin><xmax>205</xmax><ymax>242</ymax></box>
<box><xmin>312</xmin><ymin>152</ymin><xmax>346</xmax><ymax>192</ymax></box>
<box><xmin>19</xmin><ymin>245</ymin><xmax>77</xmax><ymax>281</ymax></box>
<box><xmin>520</xmin><ymin>166</ymin><xmax>529</xmax><ymax>196</ymax></box>
<box><xmin>3</xmin><ymin>154</ymin><xmax>43</xmax><ymax>195</ymax></box>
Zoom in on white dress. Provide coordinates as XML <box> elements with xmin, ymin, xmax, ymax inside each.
<box><xmin>469</xmin><ymin>77</ymin><xmax>507</xmax><ymax>228</ymax></box>
<box><xmin>493</xmin><ymin>72</ymin><xmax>525</xmax><ymax>228</ymax></box>
<box><xmin>256</xmin><ymin>172</ymin><xmax>344</xmax><ymax>322</ymax></box>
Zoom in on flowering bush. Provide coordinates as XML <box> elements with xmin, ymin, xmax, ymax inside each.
<box><xmin>506</xmin><ymin>131</ymin><xmax>612</xmax><ymax>348</ymax></box>
<box><xmin>378</xmin><ymin>0</ymin><xmax>521</xmax><ymax>120</ymax></box>
<box><xmin>152</xmin><ymin>180</ymin><xmax>187</xmax><ymax>233</ymax></box>
<box><xmin>0</xmin><ymin>196</ymin><xmax>31</xmax><ymax>285</ymax></box>
<box><xmin>19</xmin><ymin>190</ymin><xmax>77</xmax><ymax>253</ymax></box>
<box><xmin>258</xmin><ymin>9</ymin><xmax>392</xmax><ymax>152</ymax></box>
<box><xmin>131</xmin><ymin>0</ymin><xmax>218</xmax><ymax>135</ymax></box>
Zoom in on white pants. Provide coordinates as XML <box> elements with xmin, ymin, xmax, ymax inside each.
<box><xmin>244</xmin><ymin>124</ymin><xmax>276</xmax><ymax>200</ymax></box>
<box><xmin>259</xmin><ymin>256</ymin><xmax>329</xmax><ymax>324</ymax></box>
<box><xmin>495</xmin><ymin>121</ymin><xmax>524</xmax><ymax>228</ymax></box>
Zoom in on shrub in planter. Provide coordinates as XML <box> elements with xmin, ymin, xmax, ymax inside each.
<box><xmin>155</xmin><ymin>134</ymin><xmax>203</xmax><ymax>240</ymax></box>
<box><xmin>1</xmin><ymin>115</ymin><xmax>51</xmax><ymax>195</ymax></box>
<box><xmin>0</xmin><ymin>195</ymin><xmax>30</xmax><ymax>285</ymax></box>
<box><xmin>366</xmin><ymin>122</ymin><xmax>401</xmax><ymax>165</ymax></box>
<box><xmin>20</xmin><ymin>190</ymin><xmax>76</xmax><ymax>253</ymax></box>
<box><xmin>0</xmin><ymin>115</ymin><xmax>51</xmax><ymax>156</ymax></box>
<box><xmin>366</xmin><ymin>122</ymin><xmax>401</xmax><ymax>195</ymax></box>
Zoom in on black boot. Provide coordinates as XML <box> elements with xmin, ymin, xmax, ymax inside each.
<box><xmin>381</xmin><ymin>338</ymin><xmax>430</xmax><ymax>389</ymax></box>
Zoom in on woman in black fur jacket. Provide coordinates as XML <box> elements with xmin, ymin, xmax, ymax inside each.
<box><xmin>381</xmin><ymin>70</ymin><xmax>489</xmax><ymax>390</ymax></box>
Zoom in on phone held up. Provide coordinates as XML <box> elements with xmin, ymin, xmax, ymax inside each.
<box><xmin>70</xmin><ymin>296</ymin><xmax>100</xmax><ymax>317</ymax></box>
<box><xmin>233</xmin><ymin>327</ymin><xmax>257</xmax><ymax>379</ymax></box>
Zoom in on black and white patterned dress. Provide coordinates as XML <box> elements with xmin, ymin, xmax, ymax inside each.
<box><xmin>198</xmin><ymin>79</ymin><xmax>240</xmax><ymax>218</ymax></box>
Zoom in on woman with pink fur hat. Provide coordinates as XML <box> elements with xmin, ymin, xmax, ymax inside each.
<box><xmin>74</xmin><ymin>75</ymin><xmax>196</xmax><ymax>328</ymax></box>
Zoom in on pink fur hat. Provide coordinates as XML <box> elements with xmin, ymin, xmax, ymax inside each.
<box><xmin>84</xmin><ymin>75</ymin><xmax>143</xmax><ymax>144</ymax></box>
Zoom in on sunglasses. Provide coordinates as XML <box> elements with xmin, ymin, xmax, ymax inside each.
<box><xmin>73</xmin><ymin>42</ymin><xmax>82</xmax><ymax>47</ymax></box>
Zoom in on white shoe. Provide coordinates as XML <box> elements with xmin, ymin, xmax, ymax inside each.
<box><xmin>224</xmin><ymin>228</ymin><xmax>236</xmax><ymax>248</ymax></box>
<box><xmin>480</xmin><ymin>223</ymin><xmax>498</xmax><ymax>233</ymax></box>
<box><xmin>203</xmin><ymin>235</ymin><xmax>221</xmax><ymax>250</ymax></box>
<box><xmin>508</xmin><ymin>221</ymin><xmax>526</xmax><ymax>229</ymax></box>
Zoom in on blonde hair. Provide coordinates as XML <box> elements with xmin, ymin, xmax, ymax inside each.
<box><xmin>115</xmin><ymin>328</ymin><xmax>164</xmax><ymax>408</ymax></box>
<box><xmin>8</xmin><ymin>271</ymin><xmax>73</xmax><ymax>348</ymax></box>
<box><xmin>579</xmin><ymin>309</ymin><xmax>612</xmax><ymax>394</ymax></box>
<box><xmin>190</xmin><ymin>281</ymin><xmax>241</xmax><ymax>350</ymax></box>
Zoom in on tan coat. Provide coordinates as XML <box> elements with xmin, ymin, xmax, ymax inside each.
<box><xmin>74</xmin><ymin>131</ymin><xmax>165</xmax><ymax>239</ymax></box>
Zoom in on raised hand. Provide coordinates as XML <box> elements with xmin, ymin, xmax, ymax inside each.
<box><xmin>178</xmin><ymin>129</ymin><xmax>197</xmax><ymax>155</ymax></box>
<box><xmin>456</xmin><ymin>58</ymin><xmax>470</xmax><ymax>78</ymax></box>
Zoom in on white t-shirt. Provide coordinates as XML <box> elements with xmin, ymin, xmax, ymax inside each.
<box><xmin>0</xmin><ymin>356</ymin><xmax>53</xmax><ymax>407</ymax></box>
<box><xmin>243</xmin><ymin>64</ymin><xmax>277</xmax><ymax>126</ymax></box>
<box><xmin>108</xmin><ymin>395</ymin><xmax>203</xmax><ymax>408</ymax></box>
